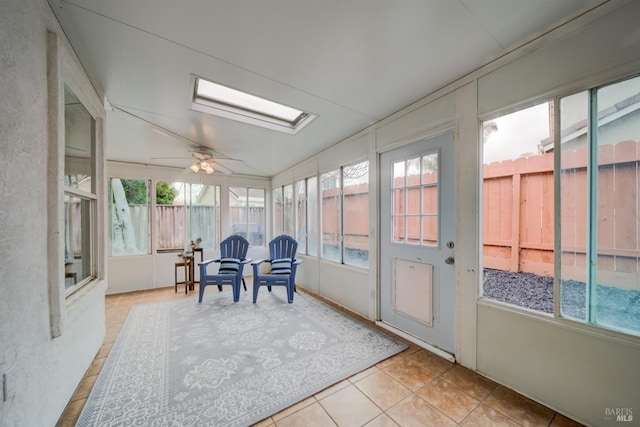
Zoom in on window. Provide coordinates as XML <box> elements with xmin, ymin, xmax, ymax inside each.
<box><xmin>273</xmin><ymin>186</ymin><xmax>283</xmax><ymax>237</ymax></box>
<box><xmin>295</xmin><ymin>180</ymin><xmax>307</xmax><ymax>254</ymax></box>
<box><xmin>481</xmin><ymin>101</ymin><xmax>554</xmax><ymax>313</ymax></box>
<box><xmin>559</xmin><ymin>91</ymin><xmax>589</xmax><ymax>321</ymax></box>
<box><xmin>229</xmin><ymin>187</ymin><xmax>265</xmax><ymax>246</ymax></box>
<box><xmin>343</xmin><ymin>161</ymin><xmax>369</xmax><ymax>267</ymax></box>
<box><xmin>560</xmin><ymin>75</ymin><xmax>640</xmax><ymax>335</ymax></box>
<box><xmin>188</xmin><ymin>184</ymin><xmax>220</xmax><ymax>250</ymax></box>
<box><xmin>156</xmin><ymin>181</ymin><xmax>220</xmax><ymax>251</ymax></box>
<box><xmin>273</xmin><ymin>184</ymin><xmax>295</xmax><ymax>237</ymax></box>
<box><xmin>307</xmin><ymin>176</ymin><xmax>319</xmax><ymax>256</ymax></box>
<box><xmin>109</xmin><ymin>178</ymin><xmax>150</xmax><ymax>256</ymax></box>
<box><xmin>273</xmin><ymin>165</ymin><xmax>369</xmax><ymax>263</ymax></box>
<box><xmin>392</xmin><ymin>155</ymin><xmax>438</xmax><ymax>247</ymax></box>
<box><xmin>156</xmin><ymin>181</ymin><xmax>183</xmax><ymax>251</ymax></box>
<box><xmin>191</xmin><ymin>76</ymin><xmax>315</xmax><ymax>134</ymax></box>
<box><xmin>480</xmin><ymin>74</ymin><xmax>640</xmax><ymax>337</ymax></box>
<box><xmin>274</xmin><ymin>181</ymin><xmax>310</xmax><ymax>253</ymax></box>
<box><xmin>320</xmin><ymin>161</ymin><xmax>370</xmax><ymax>266</ymax></box>
<box><xmin>64</xmin><ymin>85</ymin><xmax>97</xmax><ymax>294</ymax></box>
<box><xmin>283</xmin><ymin>184</ymin><xmax>294</xmax><ymax>236</ymax></box>
<box><xmin>321</xmin><ymin>169</ymin><xmax>341</xmax><ymax>262</ymax></box>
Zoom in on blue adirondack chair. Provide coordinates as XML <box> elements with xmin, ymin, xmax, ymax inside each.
<box><xmin>198</xmin><ymin>235</ymin><xmax>251</xmax><ymax>303</ymax></box>
<box><xmin>252</xmin><ymin>235</ymin><xmax>302</xmax><ymax>303</ymax></box>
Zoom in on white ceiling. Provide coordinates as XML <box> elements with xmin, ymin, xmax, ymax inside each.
<box><xmin>50</xmin><ymin>0</ymin><xmax>607</xmax><ymax>177</ymax></box>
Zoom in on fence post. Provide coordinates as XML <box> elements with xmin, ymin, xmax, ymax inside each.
<box><xmin>511</xmin><ymin>173</ymin><xmax>521</xmax><ymax>272</ymax></box>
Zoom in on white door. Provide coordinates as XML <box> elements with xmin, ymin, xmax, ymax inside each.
<box><xmin>380</xmin><ymin>132</ymin><xmax>456</xmax><ymax>353</ymax></box>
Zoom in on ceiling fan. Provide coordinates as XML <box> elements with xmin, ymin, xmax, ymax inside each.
<box><xmin>189</xmin><ymin>151</ymin><xmax>217</xmax><ymax>174</ymax></box>
<box><xmin>112</xmin><ymin>106</ymin><xmax>243</xmax><ymax>175</ymax></box>
<box><xmin>150</xmin><ymin>148</ymin><xmax>239</xmax><ymax>175</ymax></box>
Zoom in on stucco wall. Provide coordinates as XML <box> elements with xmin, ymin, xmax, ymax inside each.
<box><xmin>0</xmin><ymin>1</ymin><xmax>106</xmax><ymax>426</ymax></box>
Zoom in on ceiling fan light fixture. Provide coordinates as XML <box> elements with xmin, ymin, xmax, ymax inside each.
<box><xmin>190</xmin><ymin>163</ymin><xmax>200</xmax><ymax>173</ymax></box>
<box><xmin>200</xmin><ymin>161</ymin><xmax>209</xmax><ymax>169</ymax></box>
<box><xmin>205</xmin><ymin>166</ymin><xmax>214</xmax><ymax>174</ymax></box>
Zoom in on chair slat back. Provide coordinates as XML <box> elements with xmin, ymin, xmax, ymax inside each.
<box><xmin>220</xmin><ymin>235</ymin><xmax>250</xmax><ymax>259</ymax></box>
<box><xmin>269</xmin><ymin>235</ymin><xmax>298</xmax><ymax>260</ymax></box>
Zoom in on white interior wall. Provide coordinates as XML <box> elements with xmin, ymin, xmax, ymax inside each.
<box><xmin>0</xmin><ymin>1</ymin><xmax>107</xmax><ymax>426</ymax></box>
<box><xmin>453</xmin><ymin>81</ymin><xmax>480</xmax><ymax>370</ymax></box>
<box><xmin>478</xmin><ymin>1</ymin><xmax>640</xmax><ymax>118</ymax></box>
<box><xmin>478</xmin><ymin>305</ymin><xmax>640</xmax><ymax>426</ymax></box>
<box><xmin>295</xmin><ymin>254</ymin><xmax>319</xmax><ymax>294</ymax></box>
<box><xmin>317</xmin><ymin>261</ymin><xmax>370</xmax><ymax>318</ymax></box>
<box><xmin>474</xmin><ymin>3</ymin><xmax>640</xmax><ymax>425</ymax></box>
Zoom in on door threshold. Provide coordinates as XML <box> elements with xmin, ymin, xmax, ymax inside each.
<box><xmin>376</xmin><ymin>321</ymin><xmax>456</xmax><ymax>363</ymax></box>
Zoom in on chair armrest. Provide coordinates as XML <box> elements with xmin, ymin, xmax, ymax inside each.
<box><xmin>293</xmin><ymin>258</ymin><xmax>302</xmax><ymax>265</ymax></box>
<box><xmin>240</xmin><ymin>258</ymin><xmax>252</xmax><ymax>264</ymax></box>
<box><xmin>198</xmin><ymin>258</ymin><xmax>221</xmax><ymax>267</ymax></box>
<box><xmin>251</xmin><ymin>258</ymin><xmax>269</xmax><ymax>265</ymax></box>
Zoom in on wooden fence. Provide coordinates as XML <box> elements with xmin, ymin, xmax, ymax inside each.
<box><xmin>156</xmin><ymin>205</ymin><xmax>218</xmax><ymax>250</ymax></box>
<box><xmin>483</xmin><ymin>152</ymin><xmax>555</xmax><ymax>275</ymax></box>
<box><xmin>321</xmin><ymin>183</ymin><xmax>370</xmax><ymax>252</ymax></box>
<box><xmin>154</xmin><ymin>205</ymin><xmax>263</xmax><ymax>249</ymax></box>
<box><xmin>111</xmin><ymin>141</ymin><xmax>639</xmax><ymax>288</ymax></box>
<box><xmin>484</xmin><ymin>140</ymin><xmax>640</xmax><ymax>289</ymax></box>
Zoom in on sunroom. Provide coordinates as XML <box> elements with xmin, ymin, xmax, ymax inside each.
<box><xmin>2</xmin><ymin>1</ymin><xmax>640</xmax><ymax>426</ymax></box>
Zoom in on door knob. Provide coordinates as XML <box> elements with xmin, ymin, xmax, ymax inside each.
<box><xmin>444</xmin><ymin>256</ymin><xmax>455</xmax><ymax>265</ymax></box>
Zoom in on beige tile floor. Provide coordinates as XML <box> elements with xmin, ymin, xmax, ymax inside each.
<box><xmin>56</xmin><ymin>285</ymin><xmax>584</xmax><ymax>427</ymax></box>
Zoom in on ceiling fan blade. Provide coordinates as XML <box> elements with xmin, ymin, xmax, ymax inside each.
<box><xmin>212</xmin><ymin>161</ymin><xmax>233</xmax><ymax>175</ymax></box>
<box><xmin>207</xmin><ymin>157</ymin><xmax>244</xmax><ymax>164</ymax></box>
<box><xmin>189</xmin><ymin>148</ymin><xmax>243</xmax><ymax>163</ymax></box>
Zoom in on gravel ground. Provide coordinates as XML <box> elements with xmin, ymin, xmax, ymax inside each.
<box><xmin>483</xmin><ymin>269</ymin><xmax>640</xmax><ymax>332</ymax></box>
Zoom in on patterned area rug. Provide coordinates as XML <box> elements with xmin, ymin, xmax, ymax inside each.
<box><xmin>77</xmin><ymin>289</ymin><xmax>406</xmax><ymax>426</ymax></box>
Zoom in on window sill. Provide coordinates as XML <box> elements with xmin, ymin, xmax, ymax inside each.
<box><xmin>318</xmin><ymin>258</ymin><xmax>370</xmax><ymax>273</ymax></box>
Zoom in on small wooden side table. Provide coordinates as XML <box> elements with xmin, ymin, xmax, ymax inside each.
<box><xmin>175</xmin><ymin>258</ymin><xmax>191</xmax><ymax>294</ymax></box>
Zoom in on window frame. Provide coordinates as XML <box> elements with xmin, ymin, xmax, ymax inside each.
<box><xmin>307</xmin><ymin>176</ymin><xmax>319</xmax><ymax>257</ymax></box>
<box><xmin>272</xmin><ymin>186</ymin><xmax>284</xmax><ymax>237</ymax></box>
<box><xmin>320</xmin><ymin>168</ymin><xmax>342</xmax><ymax>263</ymax></box>
<box><xmin>555</xmin><ymin>73</ymin><xmax>640</xmax><ymax>337</ymax></box>
<box><xmin>63</xmin><ymin>84</ymin><xmax>98</xmax><ymax>298</ymax></box>
<box><xmin>478</xmin><ymin>72</ymin><xmax>640</xmax><ymax>341</ymax></box>
<box><xmin>342</xmin><ymin>160</ymin><xmax>370</xmax><ymax>268</ymax></box>
<box><xmin>479</xmin><ymin>99</ymin><xmax>554</xmax><ymax>313</ymax></box>
<box><xmin>391</xmin><ymin>153</ymin><xmax>439</xmax><ymax>248</ymax></box>
<box><xmin>318</xmin><ymin>160</ymin><xmax>370</xmax><ymax>268</ymax></box>
<box><xmin>294</xmin><ymin>179</ymin><xmax>307</xmax><ymax>254</ymax></box>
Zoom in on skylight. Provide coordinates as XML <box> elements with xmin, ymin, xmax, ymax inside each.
<box><xmin>191</xmin><ymin>77</ymin><xmax>315</xmax><ymax>134</ymax></box>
